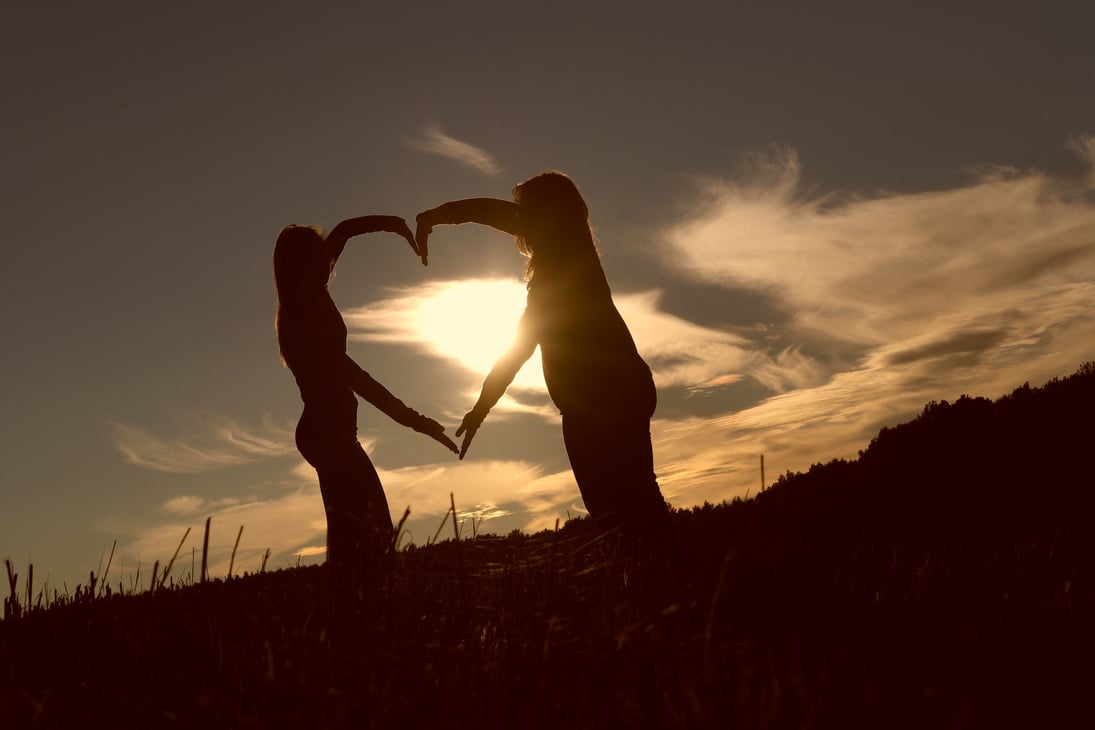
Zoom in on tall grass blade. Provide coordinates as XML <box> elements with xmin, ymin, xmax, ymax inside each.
<box><xmin>200</xmin><ymin>516</ymin><xmax>211</xmax><ymax>584</ymax></box>
<box><xmin>392</xmin><ymin>507</ymin><xmax>411</xmax><ymax>552</ymax></box>
<box><xmin>3</xmin><ymin>558</ymin><xmax>17</xmax><ymax>620</ymax></box>
<box><xmin>431</xmin><ymin>507</ymin><xmax>451</xmax><ymax>545</ymax></box>
<box><xmin>228</xmin><ymin>525</ymin><xmax>244</xmax><ymax>579</ymax></box>
<box><xmin>160</xmin><ymin>527</ymin><xmax>191</xmax><ymax>589</ymax></box>
<box><xmin>98</xmin><ymin>541</ymin><xmax>117</xmax><ymax>599</ymax></box>
<box><xmin>450</xmin><ymin>493</ymin><xmax>460</xmax><ymax>542</ymax></box>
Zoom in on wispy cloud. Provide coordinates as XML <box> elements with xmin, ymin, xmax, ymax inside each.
<box><xmin>161</xmin><ymin>495</ymin><xmax>209</xmax><ymax>516</ymax></box>
<box><xmin>1068</xmin><ymin>133</ymin><xmax>1095</xmax><ymax>186</ymax></box>
<box><xmin>161</xmin><ymin>495</ymin><xmax>246</xmax><ymax>517</ymax></box>
<box><xmin>664</xmin><ymin>140</ymin><xmax>1095</xmax><ymax>353</ymax></box>
<box><xmin>617</xmin><ymin>289</ymin><xmax>756</xmax><ymax>390</ymax></box>
<box><xmin>113</xmin><ymin>412</ymin><xmax>296</xmax><ymax>474</ymax></box>
<box><xmin>407</xmin><ymin>123</ymin><xmax>501</xmax><ymax>176</ymax></box>
<box><xmin>650</xmin><ymin>137</ymin><xmax>1095</xmax><ymax>508</ymax></box>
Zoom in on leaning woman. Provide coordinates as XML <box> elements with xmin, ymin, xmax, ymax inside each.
<box><xmin>415</xmin><ymin>172</ymin><xmax>675</xmax><ymax>569</ymax></box>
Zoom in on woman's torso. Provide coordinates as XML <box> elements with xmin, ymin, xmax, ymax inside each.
<box><xmin>277</xmin><ymin>292</ymin><xmax>358</xmax><ymax>441</ymax></box>
<box><xmin>527</xmin><ymin>265</ymin><xmax>655</xmax><ymax>420</ymax></box>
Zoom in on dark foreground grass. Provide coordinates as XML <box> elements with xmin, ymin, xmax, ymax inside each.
<box><xmin>3</xmin><ymin>365</ymin><xmax>1095</xmax><ymax>728</ymax></box>
<box><xmin>2</xmin><ymin>511</ymin><xmax>1091</xmax><ymax>730</ymax></box>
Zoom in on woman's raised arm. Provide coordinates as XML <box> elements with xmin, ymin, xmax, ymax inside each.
<box><xmin>325</xmin><ymin>215</ymin><xmax>419</xmax><ymax>264</ymax></box>
<box><xmin>414</xmin><ymin>198</ymin><xmax>521</xmax><ymax>265</ymax></box>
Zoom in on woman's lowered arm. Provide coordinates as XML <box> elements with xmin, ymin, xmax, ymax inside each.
<box><xmin>342</xmin><ymin>355</ymin><xmax>458</xmax><ymax>454</ymax></box>
<box><xmin>414</xmin><ymin>198</ymin><xmax>521</xmax><ymax>265</ymax></box>
<box><xmin>454</xmin><ymin>311</ymin><xmax>538</xmax><ymax>460</ymax></box>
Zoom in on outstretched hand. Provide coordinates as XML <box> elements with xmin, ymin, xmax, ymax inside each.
<box><xmin>380</xmin><ymin>216</ymin><xmax>420</xmax><ymax>259</ymax></box>
<box><xmin>454</xmin><ymin>410</ymin><xmax>484</xmax><ymax>461</ymax></box>
<box><xmin>413</xmin><ymin>212</ymin><xmax>432</xmax><ymax>267</ymax></box>
<box><xmin>412</xmin><ymin>414</ymin><xmax>459</xmax><ymax>455</ymax></box>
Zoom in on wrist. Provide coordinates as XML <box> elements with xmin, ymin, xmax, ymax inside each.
<box><xmin>416</xmin><ymin>210</ymin><xmax>436</xmax><ymax>228</ymax></box>
<box><xmin>464</xmin><ymin>406</ymin><xmax>487</xmax><ymax>429</ymax></box>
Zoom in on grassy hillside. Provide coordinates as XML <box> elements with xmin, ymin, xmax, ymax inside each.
<box><xmin>2</xmin><ymin>364</ymin><xmax>1094</xmax><ymax>729</ymax></box>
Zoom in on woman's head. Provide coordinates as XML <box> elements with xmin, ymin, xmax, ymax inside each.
<box><xmin>273</xmin><ymin>225</ymin><xmax>332</xmax><ymax>301</ymax></box>
<box><xmin>513</xmin><ymin>171</ymin><xmax>589</xmax><ymax>227</ymax></box>
<box><xmin>512</xmin><ymin>171</ymin><xmax>595</xmax><ymax>278</ymax></box>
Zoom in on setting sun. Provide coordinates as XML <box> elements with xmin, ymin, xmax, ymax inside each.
<box><xmin>415</xmin><ymin>279</ymin><xmax>545</xmax><ymax>389</ymax></box>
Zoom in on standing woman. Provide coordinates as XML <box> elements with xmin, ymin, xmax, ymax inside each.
<box><xmin>274</xmin><ymin>218</ymin><xmax>457</xmax><ymax>575</ymax></box>
<box><xmin>415</xmin><ymin>172</ymin><xmax>674</xmax><ymax>563</ymax></box>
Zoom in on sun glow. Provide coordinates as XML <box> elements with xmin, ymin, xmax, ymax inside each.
<box><xmin>416</xmin><ymin>279</ymin><xmax>545</xmax><ymax>389</ymax></box>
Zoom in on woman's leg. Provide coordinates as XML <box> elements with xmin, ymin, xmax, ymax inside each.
<box><xmin>297</xmin><ymin>405</ymin><xmax>393</xmax><ymax>575</ymax></box>
<box><xmin>561</xmin><ymin>414</ymin><xmax>674</xmax><ymax>559</ymax></box>
<box><xmin>313</xmin><ymin>442</ymin><xmax>393</xmax><ymax>573</ymax></box>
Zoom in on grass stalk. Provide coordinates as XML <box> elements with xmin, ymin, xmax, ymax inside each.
<box><xmin>228</xmin><ymin>525</ymin><xmax>244</xmax><ymax>579</ymax></box>
<box><xmin>200</xmin><ymin>516</ymin><xmax>211</xmax><ymax>584</ymax></box>
<box><xmin>160</xmin><ymin>527</ymin><xmax>191</xmax><ymax>589</ymax></box>
<box><xmin>450</xmin><ymin>493</ymin><xmax>461</xmax><ymax>542</ymax></box>
<box><xmin>430</xmin><ymin>506</ymin><xmax>452</xmax><ymax>545</ymax></box>
<box><xmin>98</xmin><ymin>541</ymin><xmax>116</xmax><ymax>599</ymax></box>
<box><xmin>392</xmin><ymin>507</ymin><xmax>411</xmax><ymax>552</ymax></box>
<box><xmin>3</xmin><ymin>558</ymin><xmax>17</xmax><ymax>620</ymax></box>
<box><xmin>449</xmin><ymin>493</ymin><xmax>468</xmax><ymax>606</ymax></box>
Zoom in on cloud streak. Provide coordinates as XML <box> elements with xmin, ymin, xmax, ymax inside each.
<box><xmin>407</xmin><ymin>123</ymin><xmax>501</xmax><ymax>176</ymax></box>
<box><xmin>113</xmin><ymin>412</ymin><xmax>296</xmax><ymax>474</ymax></box>
<box><xmin>664</xmin><ymin>142</ymin><xmax>1095</xmax><ymax>351</ymax></box>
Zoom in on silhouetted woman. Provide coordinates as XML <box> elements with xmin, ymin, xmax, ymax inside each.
<box><xmin>274</xmin><ymin>218</ymin><xmax>457</xmax><ymax>574</ymax></box>
<box><xmin>415</xmin><ymin>172</ymin><xmax>674</xmax><ymax>562</ymax></box>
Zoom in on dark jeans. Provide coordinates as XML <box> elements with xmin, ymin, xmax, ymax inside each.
<box><xmin>561</xmin><ymin>413</ymin><xmax>674</xmax><ymax>560</ymax></box>
<box><xmin>297</xmin><ymin>411</ymin><xmax>393</xmax><ymax>571</ymax></box>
